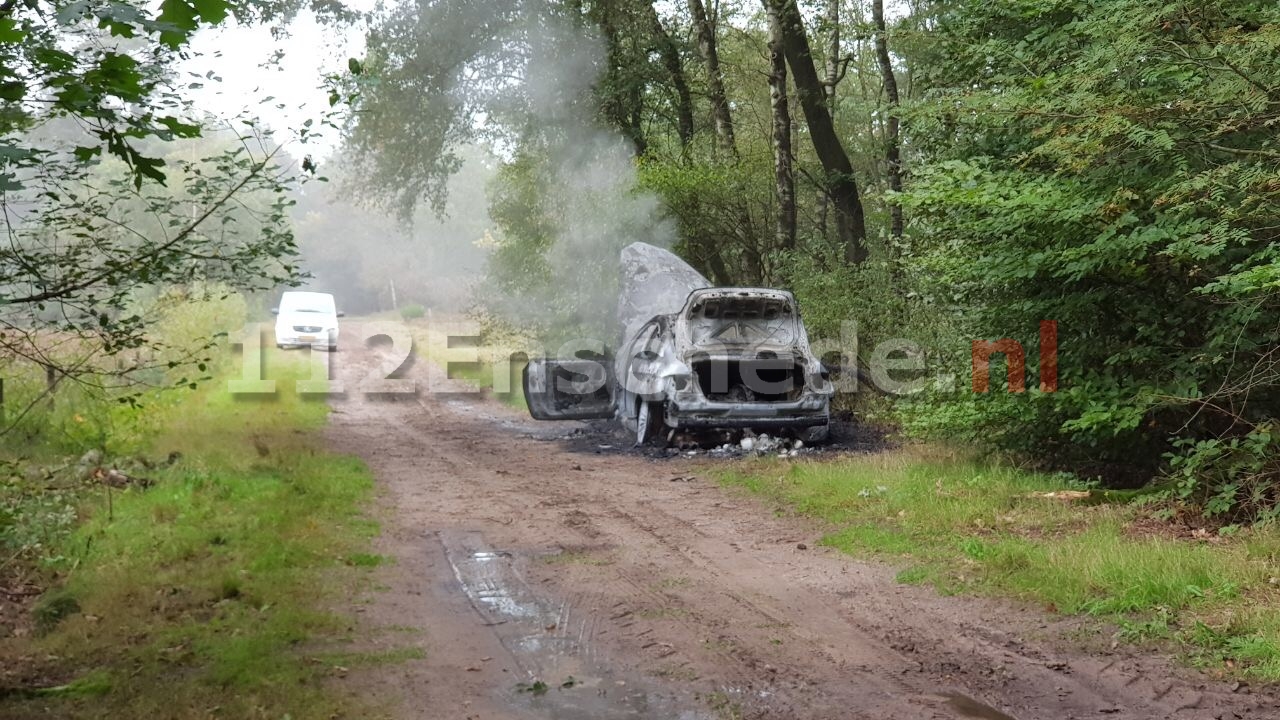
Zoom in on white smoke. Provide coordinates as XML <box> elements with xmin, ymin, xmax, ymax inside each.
<box><xmin>450</xmin><ymin>1</ymin><xmax>679</xmax><ymax>340</ymax></box>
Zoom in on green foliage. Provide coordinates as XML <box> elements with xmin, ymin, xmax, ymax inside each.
<box><xmin>1</xmin><ymin>349</ymin><xmax>389</xmax><ymax>718</ymax></box>
<box><xmin>0</xmin><ymin>291</ymin><xmax>250</xmax><ymax>598</ymax></box>
<box><xmin>1</xmin><ymin>0</ymin><xmax>208</xmax><ymax>188</ymax></box>
<box><xmin>1</xmin><ymin>0</ymin><xmax>307</xmax><ymax>425</ymax></box>
<box><xmin>483</xmin><ymin>149</ymin><xmax>656</xmax><ymax>343</ymax></box>
<box><xmin>1</xmin><ymin>289</ymin><xmax>248</xmax><ymax>452</ymax></box>
<box><xmin>637</xmin><ymin>156</ymin><xmax>776</xmax><ymax>284</ymax></box>
<box><xmin>898</xmin><ymin>0</ymin><xmax>1280</xmax><ymax>518</ymax></box>
<box><xmin>0</xmin><ymin>472</ymin><xmax>79</xmax><ymax>571</ymax></box>
<box><xmin>1166</xmin><ymin>427</ymin><xmax>1280</xmax><ymax>523</ymax></box>
<box><xmin>399</xmin><ymin>303</ymin><xmax>426</xmax><ymax>320</ymax></box>
<box><xmin>340</xmin><ymin>0</ymin><xmax>1280</xmax><ymax>524</ymax></box>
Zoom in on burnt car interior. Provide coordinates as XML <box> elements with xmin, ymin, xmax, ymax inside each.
<box><xmin>691</xmin><ymin>352</ymin><xmax>806</xmax><ymax>403</ymax></box>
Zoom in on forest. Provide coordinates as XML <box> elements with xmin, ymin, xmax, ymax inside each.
<box><xmin>3</xmin><ymin>0</ymin><xmax>1280</xmax><ymax>714</ymax></box>
<box><xmin>1</xmin><ymin>0</ymin><xmax>1277</xmax><ymax>519</ymax></box>
<box><xmin>340</xmin><ymin>0</ymin><xmax>1280</xmax><ymax>524</ymax></box>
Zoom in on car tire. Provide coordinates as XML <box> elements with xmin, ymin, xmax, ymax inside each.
<box><xmin>799</xmin><ymin>424</ymin><xmax>831</xmax><ymax>445</ymax></box>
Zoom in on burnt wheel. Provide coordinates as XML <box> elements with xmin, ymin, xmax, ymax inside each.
<box><xmin>799</xmin><ymin>424</ymin><xmax>830</xmax><ymax>445</ymax></box>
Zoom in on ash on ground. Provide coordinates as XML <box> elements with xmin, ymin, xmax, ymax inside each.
<box><xmin>549</xmin><ymin>414</ymin><xmax>893</xmax><ymax>460</ymax></box>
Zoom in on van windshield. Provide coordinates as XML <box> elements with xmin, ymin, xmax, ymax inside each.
<box><xmin>280</xmin><ymin>293</ymin><xmax>335</xmax><ymax>314</ymax></box>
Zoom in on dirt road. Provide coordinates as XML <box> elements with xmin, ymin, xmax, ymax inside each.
<box><xmin>323</xmin><ymin>333</ymin><xmax>1274</xmax><ymax>720</ymax></box>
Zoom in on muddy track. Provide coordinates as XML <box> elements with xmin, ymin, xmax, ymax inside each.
<box><xmin>323</xmin><ymin>333</ymin><xmax>1275</xmax><ymax>720</ymax></box>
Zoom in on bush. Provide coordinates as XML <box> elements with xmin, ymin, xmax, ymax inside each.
<box><xmin>896</xmin><ymin>0</ymin><xmax>1280</xmax><ymax>519</ymax></box>
<box><xmin>399</xmin><ymin>304</ymin><xmax>427</xmax><ymax>320</ymax></box>
<box><xmin>1165</xmin><ymin>428</ymin><xmax>1280</xmax><ymax>525</ymax></box>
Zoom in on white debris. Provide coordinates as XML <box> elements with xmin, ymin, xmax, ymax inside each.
<box><xmin>754</xmin><ymin>434</ymin><xmax>785</xmax><ymax>454</ymax></box>
<box><xmin>740</xmin><ymin>437</ymin><xmax>755</xmax><ymax>451</ymax></box>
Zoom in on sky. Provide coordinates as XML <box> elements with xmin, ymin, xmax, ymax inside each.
<box><xmin>175</xmin><ymin>0</ymin><xmax>912</xmax><ymax>160</ymax></box>
<box><xmin>180</xmin><ymin>4</ymin><xmax>374</xmax><ymax>159</ymax></box>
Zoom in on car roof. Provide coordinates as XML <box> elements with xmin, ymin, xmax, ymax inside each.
<box><xmin>281</xmin><ymin>291</ymin><xmax>334</xmax><ymax>299</ymax></box>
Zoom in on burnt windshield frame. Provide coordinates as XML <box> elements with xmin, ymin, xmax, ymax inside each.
<box><xmin>685</xmin><ymin>297</ymin><xmax>799</xmax><ymax>347</ymax></box>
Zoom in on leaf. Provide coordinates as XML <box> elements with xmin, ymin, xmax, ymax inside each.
<box><xmin>156</xmin><ymin>0</ymin><xmax>198</xmax><ymax>48</ymax></box>
<box><xmin>0</xmin><ymin>18</ymin><xmax>26</xmax><ymax>43</ymax></box>
<box><xmin>156</xmin><ymin>116</ymin><xmax>202</xmax><ymax>138</ymax></box>
<box><xmin>73</xmin><ymin>146</ymin><xmax>102</xmax><ymax>163</ymax></box>
<box><xmin>191</xmin><ymin>0</ymin><xmax>229</xmax><ymax>25</ymax></box>
<box><xmin>0</xmin><ymin>81</ymin><xmax>24</xmax><ymax>102</ymax></box>
<box><xmin>54</xmin><ymin>0</ymin><xmax>91</xmax><ymax>25</ymax></box>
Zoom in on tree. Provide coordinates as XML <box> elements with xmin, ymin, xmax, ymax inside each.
<box><xmin>871</xmin><ymin>0</ymin><xmax>902</xmax><ymax>242</ymax></box>
<box><xmin>766</xmin><ymin>0</ymin><xmax>795</xmax><ymax>251</ymax></box>
<box><xmin>902</xmin><ymin>0</ymin><xmax>1280</xmax><ymax>520</ymax></box>
<box><xmin>686</xmin><ymin>0</ymin><xmax>736</xmax><ymax>155</ymax></box>
<box><xmin>0</xmin><ymin>0</ymin><xmax>314</xmax><ymax>427</ymax></box>
<box><xmin>765</xmin><ymin>0</ymin><xmax>867</xmax><ymax>263</ymax></box>
<box><xmin>643</xmin><ymin>1</ymin><xmax>694</xmax><ymax>148</ymax></box>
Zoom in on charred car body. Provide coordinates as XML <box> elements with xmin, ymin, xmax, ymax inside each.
<box><xmin>523</xmin><ymin>245</ymin><xmax>834</xmax><ymax>446</ymax></box>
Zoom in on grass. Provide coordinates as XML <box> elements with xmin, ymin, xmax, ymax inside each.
<box><xmin>716</xmin><ymin>445</ymin><xmax>1280</xmax><ymax>681</ymax></box>
<box><xmin>405</xmin><ymin>316</ymin><xmax>528</xmax><ymax>410</ymax></box>
<box><xmin>0</xmin><ymin>346</ymin><xmax>398</xmax><ymax>719</ymax></box>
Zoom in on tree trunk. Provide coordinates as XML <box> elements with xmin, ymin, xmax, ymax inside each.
<box><xmin>695</xmin><ymin>237</ymin><xmax>733</xmax><ymax>285</ymax></box>
<box><xmin>645</xmin><ymin>2</ymin><xmax>694</xmax><ymax>148</ymax></box>
<box><xmin>765</xmin><ymin>0</ymin><xmax>867</xmax><ymax>264</ymax></box>
<box><xmin>823</xmin><ymin>0</ymin><xmax>840</xmax><ymax>112</ymax></box>
<box><xmin>766</xmin><ymin>3</ymin><xmax>796</xmax><ymax>252</ymax></box>
<box><xmin>817</xmin><ymin>0</ymin><xmax>840</xmax><ymax>241</ymax></box>
<box><xmin>872</xmin><ymin>0</ymin><xmax>903</xmax><ymax>241</ymax></box>
<box><xmin>598</xmin><ymin>11</ymin><xmax>646</xmax><ymax>155</ymax></box>
<box><xmin>687</xmin><ymin>0</ymin><xmax>736</xmax><ymax>155</ymax></box>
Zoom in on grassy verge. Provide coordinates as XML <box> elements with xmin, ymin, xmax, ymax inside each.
<box><xmin>0</xmin><ymin>348</ymin><xmax>398</xmax><ymax>719</ymax></box>
<box><xmin>716</xmin><ymin>445</ymin><xmax>1280</xmax><ymax>680</ymax></box>
<box><xmin>406</xmin><ymin>317</ymin><xmax>527</xmax><ymax>410</ymax></box>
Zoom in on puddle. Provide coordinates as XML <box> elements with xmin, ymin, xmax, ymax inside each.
<box><xmin>940</xmin><ymin>692</ymin><xmax>1018</xmax><ymax>720</ymax></box>
<box><xmin>441</xmin><ymin>531</ymin><xmax>713</xmax><ymax>719</ymax></box>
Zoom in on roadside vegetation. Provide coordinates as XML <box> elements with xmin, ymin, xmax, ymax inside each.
<box><xmin>0</xmin><ymin>295</ymin><xmax>399</xmax><ymax>717</ymax></box>
<box><xmin>0</xmin><ymin>3</ymin><xmax>407</xmax><ymax>711</ymax></box>
<box><xmin>403</xmin><ymin>314</ymin><xmax>529</xmax><ymax>410</ymax></box>
<box><xmin>719</xmin><ymin>448</ymin><xmax>1280</xmax><ymax>680</ymax></box>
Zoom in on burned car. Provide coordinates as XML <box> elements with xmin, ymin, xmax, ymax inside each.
<box><xmin>523</xmin><ymin>245</ymin><xmax>833</xmax><ymax>446</ymax></box>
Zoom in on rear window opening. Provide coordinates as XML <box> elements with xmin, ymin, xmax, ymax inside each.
<box><xmin>691</xmin><ymin>356</ymin><xmax>805</xmax><ymax>402</ymax></box>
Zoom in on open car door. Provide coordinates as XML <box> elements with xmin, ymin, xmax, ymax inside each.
<box><xmin>523</xmin><ymin>358</ymin><xmax>615</xmax><ymax>420</ymax></box>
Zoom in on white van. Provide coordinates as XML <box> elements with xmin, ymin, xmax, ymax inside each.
<box><xmin>273</xmin><ymin>291</ymin><xmax>343</xmax><ymax>350</ymax></box>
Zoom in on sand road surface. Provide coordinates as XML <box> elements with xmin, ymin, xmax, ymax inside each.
<box><xmin>323</xmin><ymin>332</ymin><xmax>1275</xmax><ymax>720</ymax></box>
